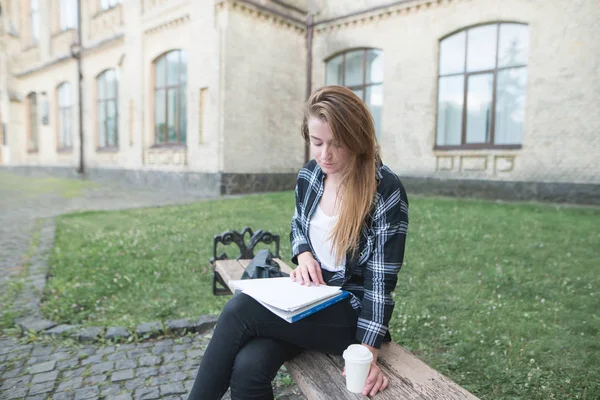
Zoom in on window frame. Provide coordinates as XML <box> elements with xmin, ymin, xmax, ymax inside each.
<box><xmin>153</xmin><ymin>49</ymin><xmax>187</xmax><ymax>146</ymax></box>
<box><xmin>57</xmin><ymin>82</ymin><xmax>73</xmax><ymax>151</ymax></box>
<box><xmin>96</xmin><ymin>69</ymin><xmax>119</xmax><ymax>150</ymax></box>
<box><xmin>59</xmin><ymin>0</ymin><xmax>78</xmax><ymax>31</ymax></box>
<box><xmin>27</xmin><ymin>92</ymin><xmax>39</xmax><ymax>152</ymax></box>
<box><xmin>30</xmin><ymin>0</ymin><xmax>40</xmax><ymax>45</ymax></box>
<box><xmin>324</xmin><ymin>48</ymin><xmax>384</xmax><ymax>137</ymax></box>
<box><xmin>100</xmin><ymin>0</ymin><xmax>123</xmax><ymax>12</ymax></box>
<box><xmin>434</xmin><ymin>22</ymin><xmax>529</xmax><ymax>151</ymax></box>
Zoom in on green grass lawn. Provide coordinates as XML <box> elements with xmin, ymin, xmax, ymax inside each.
<box><xmin>41</xmin><ymin>192</ymin><xmax>599</xmax><ymax>399</ymax></box>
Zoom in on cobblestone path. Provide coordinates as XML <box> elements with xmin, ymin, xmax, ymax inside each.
<box><xmin>0</xmin><ymin>172</ymin><xmax>304</xmax><ymax>400</ymax></box>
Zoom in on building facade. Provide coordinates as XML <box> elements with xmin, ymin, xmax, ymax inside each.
<box><xmin>0</xmin><ymin>0</ymin><xmax>598</xmax><ymax>201</ymax></box>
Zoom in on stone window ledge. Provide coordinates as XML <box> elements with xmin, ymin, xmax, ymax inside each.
<box><xmin>51</xmin><ymin>28</ymin><xmax>76</xmax><ymax>39</ymax></box>
<box><xmin>435</xmin><ymin>153</ymin><xmax>518</xmax><ymax>175</ymax></box>
<box><xmin>144</xmin><ymin>145</ymin><xmax>187</xmax><ymax>166</ymax></box>
<box><xmin>22</xmin><ymin>44</ymin><xmax>40</xmax><ymax>52</ymax></box>
<box><xmin>96</xmin><ymin>146</ymin><xmax>119</xmax><ymax>153</ymax></box>
<box><xmin>150</xmin><ymin>143</ymin><xmax>187</xmax><ymax>150</ymax></box>
<box><xmin>433</xmin><ymin>144</ymin><xmax>522</xmax><ymax>152</ymax></box>
<box><xmin>92</xmin><ymin>4</ymin><xmax>122</xmax><ymax>18</ymax></box>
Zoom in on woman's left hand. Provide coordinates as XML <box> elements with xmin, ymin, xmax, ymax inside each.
<box><xmin>363</xmin><ymin>362</ymin><xmax>389</xmax><ymax>396</ymax></box>
<box><xmin>342</xmin><ymin>362</ymin><xmax>389</xmax><ymax>397</ymax></box>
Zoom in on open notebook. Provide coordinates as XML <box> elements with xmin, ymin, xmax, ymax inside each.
<box><xmin>229</xmin><ymin>277</ymin><xmax>350</xmax><ymax>323</ymax></box>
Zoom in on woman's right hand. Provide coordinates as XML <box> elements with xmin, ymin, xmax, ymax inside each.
<box><xmin>291</xmin><ymin>252</ymin><xmax>325</xmax><ymax>286</ymax></box>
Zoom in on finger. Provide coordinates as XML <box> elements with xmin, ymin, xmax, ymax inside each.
<box><xmin>341</xmin><ymin>367</ymin><xmax>346</xmax><ymax>377</ymax></box>
<box><xmin>296</xmin><ymin>268</ymin><xmax>304</xmax><ymax>284</ymax></box>
<box><xmin>307</xmin><ymin>264</ymin><xmax>320</xmax><ymax>285</ymax></box>
<box><xmin>366</xmin><ymin>364</ymin><xmax>378</xmax><ymax>384</ymax></box>
<box><xmin>370</xmin><ymin>374</ymin><xmax>384</xmax><ymax>397</ymax></box>
<box><xmin>362</xmin><ymin>365</ymin><xmax>377</xmax><ymax>395</ymax></box>
<box><xmin>290</xmin><ymin>270</ymin><xmax>296</xmax><ymax>282</ymax></box>
<box><xmin>315</xmin><ymin>263</ymin><xmax>325</xmax><ymax>284</ymax></box>
<box><xmin>300</xmin><ymin>267</ymin><xmax>311</xmax><ymax>286</ymax></box>
<box><xmin>381</xmin><ymin>376</ymin><xmax>389</xmax><ymax>391</ymax></box>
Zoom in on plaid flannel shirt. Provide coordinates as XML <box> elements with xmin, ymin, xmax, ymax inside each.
<box><xmin>290</xmin><ymin>159</ymin><xmax>409</xmax><ymax>349</ymax></box>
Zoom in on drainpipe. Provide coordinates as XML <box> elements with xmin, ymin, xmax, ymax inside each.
<box><xmin>75</xmin><ymin>0</ymin><xmax>85</xmax><ymax>174</ymax></box>
<box><xmin>304</xmin><ymin>14</ymin><xmax>313</xmax><ymax>164</ymax></box>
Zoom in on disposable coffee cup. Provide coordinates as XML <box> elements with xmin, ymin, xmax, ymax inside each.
<box><xmin>342</xmin><ymin>344</ymin><xmax>373</xmax><ymax>393</ymax></box>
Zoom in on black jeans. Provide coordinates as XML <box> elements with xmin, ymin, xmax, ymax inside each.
<box><xmin>188</xmin><ymin>292</ymin><xmax>359</xmax><ymax>400</ymax></box>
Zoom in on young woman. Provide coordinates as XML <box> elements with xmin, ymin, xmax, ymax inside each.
<box><xmin>188</xmin><ymin>86</ymin><xmax>409</xmax><ymax>400</ymax></box>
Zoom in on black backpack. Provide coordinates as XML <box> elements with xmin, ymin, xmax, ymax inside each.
<box><xmin>241</xmin><ymin>249</ymin><xmax>289</xmax><ymax>280</ymax></box>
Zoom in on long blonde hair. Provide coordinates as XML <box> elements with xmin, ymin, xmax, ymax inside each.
<box><xmin>301</xmin><ymin>86</ymin><xmax>381</xmax><ymax>264</ymax></box>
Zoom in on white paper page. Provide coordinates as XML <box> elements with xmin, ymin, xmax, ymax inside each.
<box><xmin>254</xmin><ymin>294</ymin><xmax>341</xmax><ymax>323</ymax></box>
<box><xmin>254</xmin><ymin>299</ymin><xmax>295</xmax><ymax>323</ymax></box>
<box><xmin>229</xmin><ymin>277</ymin><xmax>341</xmax><ymax>312</ymax></box>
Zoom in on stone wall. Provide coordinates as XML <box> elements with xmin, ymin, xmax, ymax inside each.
<box><xmin>312</xmin><ymin>0</ymin><xmax>397</xmax><ymax>20</ymax></box>
<box><xmin>4</xmin><ymin>164</ymin><xmax>598</xmax><ymax>205</ymax></box>
<box><xmin>310</xmin><ymin>0</ymin><xmax>600</xmax><ymax>184</ymax></box>
<box><xmin>4</xmin><ymin>0</ymin><xmax>224</xmax><ymax>174</ymax></box>
<box><xmin>10</xmin><ymin>59</ymin><xmax>80</xmax><ymax>167</ymax></box>
<box><xmin>219</xmin><ymin>1</ymin><xmax>307</xmax><ymax>174</ymax></box>
<box><xmin>220</xmin><ymin>172</ymin><xmax>298</xmax><ymax>195</ymax></box>
<box><xmin>0</xmin><ymin>165</ymin><xmax>300</xmax><ymax>198</ymax></box>
<box><xmin>2</xmin><ymin>0</ymin><xmax>598</xmax><ymax>202</ymax></box>
<box><xmin>401</xmin><ymin>176</ymin><xmax>600</xmax><ymax>206</ymax></box>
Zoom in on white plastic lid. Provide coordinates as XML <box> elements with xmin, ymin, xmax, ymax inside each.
<box><xmin>343</xmin><ymin>344</ymin><xmax>374</xmax><ymax>363</ymax></box>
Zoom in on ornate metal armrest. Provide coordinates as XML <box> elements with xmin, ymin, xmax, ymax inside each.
<box><xmin>210</xmin><ymin>227</ymin><xmax>281</xmax><ymax>295</ymax></box>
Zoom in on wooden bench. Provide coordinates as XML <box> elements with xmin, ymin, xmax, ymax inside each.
<box><xmin>211</xmin><ymin>228</ymin><xmax>479</xmax><ymax>400</ymax></box>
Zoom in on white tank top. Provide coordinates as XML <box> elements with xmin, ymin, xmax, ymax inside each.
<box><xmin>309</xmin><ymin>205</ymin><xmax>346</xmax><ymax>272</ymax></box>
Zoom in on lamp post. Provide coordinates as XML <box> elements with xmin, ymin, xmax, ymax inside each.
<box><xmin>39</xmin><ymin>91</ymin><xmax>49</xmax><ymax>125</ymax></box>
<box><xmin>304</xmin><ymin>14</ymin><xmax>313</xmax><ymax>164</ymax></box>
<box><xmin>71</xmin><ymin>0</ymin><xmax>84</xmax><ymax>174</ymax></box>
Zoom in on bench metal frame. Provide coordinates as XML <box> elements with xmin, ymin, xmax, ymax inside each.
<box><xmin>210</xmin><ymin>227</ymin><xmax>281</xmax><ymax>295</ymax></box>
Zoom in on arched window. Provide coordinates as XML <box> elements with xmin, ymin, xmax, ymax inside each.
<box><xmin>325</xmin><ymin>49</ymin><xmax>383</xmax><ymax>137</ymax></box>
<box><xmin>436</xmin><ymin>23</ymin><xmax>529</xmax><ymax>148</ymax></box>
<box><xmin>97</xmin><ymin>69</ymin><xmax>119</xmax><ymax>148</ymax></box>
<box><xmin>57</xmin><ymin>82</ymin><xmax>73</xmax><ymax>149</ymax></box>
<box><xmin>27</xmin><ymin>92</ymin><xmax>39</xmax><ymax>152</ymax></box>
<box><xmin>153</xmin><ymin>50</ymin><xmax>187</xmax><ymax>145</ymax></box>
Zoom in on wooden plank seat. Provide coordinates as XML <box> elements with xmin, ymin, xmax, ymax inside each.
<box><xmin>210</xmin><ymin>228</ymin><xmax>479</xmax><ymax>400</ymax></box>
